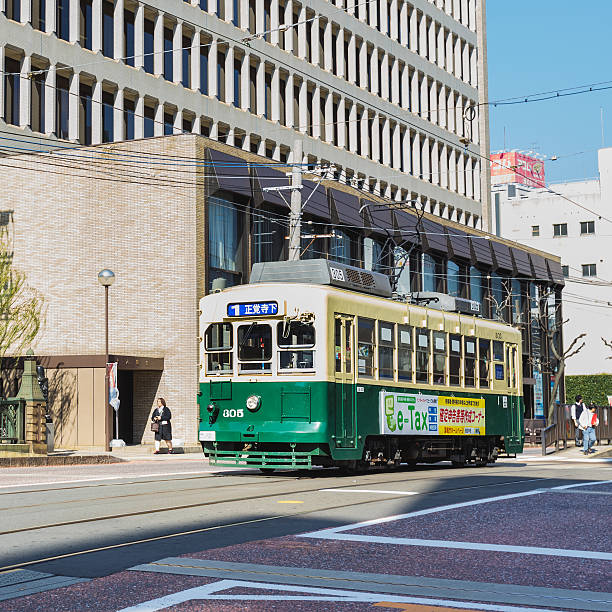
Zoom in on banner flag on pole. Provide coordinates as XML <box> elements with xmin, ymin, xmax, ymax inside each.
<box><xmin>107</xmin><ymin>362</ymin><xmax>120</xmax><ymax>413</ymax></box>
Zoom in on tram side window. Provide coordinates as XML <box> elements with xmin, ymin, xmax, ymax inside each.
<box><xmin>449</xmin><ymin>334</ymin><xmax>461</xmax><ymax>386</ymax></box>
<box><xmin>205</xmin><ymin>323</ymin><xmax>233</xmax><ymax>373</ymax></box>
<box><xmin>507</xmin><ymin>344</ymin><xmax>518</xmax><ymax>388</ymax></box>
<box><xmin>464</xmin><ymin>338</ymin><xmax>476</xmax><ymax>387</ymax></box>
<box><xmin>415</xmin><ymin>328</ymin><xmax>430</xmax><ymax>384</ymax></box>
<box><xmin>237</xmin><ymin>323</ymin><xmax>272</xmax><ymax>371</ymax></box>
<box><xmin>378</xmin><ymin>322</ymin><xmax>395</xmax><ymax>379</ymax></box>
<box><xmin>479</xmin><ymin>339</ymin><xmax>491</xmax><ymax>388</ymax></box>
<box><xmin>277</xmin><ymin>321</ymin><xmax>315</xmax><ymax>370</ymax></box>
<box><xmin>398</xmin><ymin>324</ymin><xmax>413</xmax><ymax>381</ymax></box>
<box><xmin>493</xmin><ymin>340</ymin><xmax>505</xmax><ymax>380</ymax></box>
<box><xmin>357</xmin><ymin>318</ymin><xmax>375</xmax><ymax>377</ymax></box>
<box><xmin>432</xmin><ymin>331</ymin><xmax>447</xmax><ymax>385</ymax></box>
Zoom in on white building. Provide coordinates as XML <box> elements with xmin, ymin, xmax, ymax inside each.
<box><xmin>1</xmin><ymin>0</ymin><xmax>491</xmax><ymax>228</ymax></box>
<box><xmin>493</xmin><ymin>148</ymin><xmax>612</xmax><ymax>376</ymax></box>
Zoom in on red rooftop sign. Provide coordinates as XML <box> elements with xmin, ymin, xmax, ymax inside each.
<box><xmin>490</xmin><ymin>152</ymin><xmax>545</xmax><ymax>188</ymax></box>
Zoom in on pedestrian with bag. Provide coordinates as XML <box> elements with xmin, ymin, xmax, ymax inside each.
<box><xmin>571</xmin><ymin>395</ymin><xmax>585</xmax><ymax>447</ymax></box>
<box><xmin>578</xmin><ymin>403</ymin><xmax>599</xmax><ymax>455</ymax></box>
<box><xmin>151</xmin><ymin>397</ymin><xmax>173</xmax><ymax>454</ymax></box>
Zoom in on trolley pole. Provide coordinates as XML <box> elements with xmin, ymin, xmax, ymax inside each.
<box><xmin>288</xmin><ymin>139</ymin><xmax>303</xmax><ymax>261</ymax></box>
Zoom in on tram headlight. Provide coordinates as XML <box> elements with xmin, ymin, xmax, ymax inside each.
<box><xmin>246</xmin><ymin>395</ymin><xmax>261</xmax><ymax>412</ymax></box>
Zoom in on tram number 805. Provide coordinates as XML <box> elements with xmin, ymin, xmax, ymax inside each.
<box><xmin>223</xmin><ymin>409</ymin><xmax>244</xmax><ymax>418</ymax></box>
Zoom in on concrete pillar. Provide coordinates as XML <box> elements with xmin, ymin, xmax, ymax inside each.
<box><xmin>369</xmin><ymin>0</ymin><xmax>378</xmax><ymax>29</ymax></box>
<box><xmin>409</xmin><ymin>6</ymin><xmax>418</xmax><ymax>51</ymax></box>
<box><xmin>298</xmin><ymin>79</ymin><xmax>307</xmax><ymax>133</ymax></box>
<box><xmin>19</xmin><ymin>55</ymin><xmax>31</xmax><ymax>129</ymax></box>
<box><xmin>381</xmin><ymin>117</ymin><xmax>390</xmax><ymax>166</ymax></box>
<box><xmin>256</xmin><ymin>0</ymin><xmax>264</xmax><ymax>34</ymax></box>
<box><xmin>310</xmin><ymin>15</ymin><xmax>319</xmax><ymax>65</ymax></box>
<box><xmin>446</xmin><ymin>31</ymin><xmax>453</xmax><ymax>73</ymax></box>
<box><xmin>438</xmin><ymin>85</ymin><xmax>446</xmax><ymax>128</ymax></box>
<box><xmin>456</xmin><ymin>95</ymin><xmax>463</xmax><ymax>137</ymax></box>
<box><xmin>44</xmin><ymin>64</ymin><xmax>56</xmax><ymax>135</ymax></box>
<box><xmin>347</xmin><ymin>34</ymin><xmax>356</xmax><ymax>84</ymax></box>
<box><xmin>401</xmin><ymin>128</ymin><xmax>411</xmax><ymax>173</ymax></box>
<box><xmin>428</xmin><ymin>18</ymin><xmax>436</xmax><ymax>63</ymax></box>
<box><xmin>390</xmin><ymin>0</ymin><xmax>398</xmax><ymax>40</ymax></box>
<box><xmin>399</xmin><ymin>2</ymin><xmax>408</xmax><ymax>46</ymax></box>
<box><xmin>457</xmin><ymin>151</ymin><xmax>466</xmax><ymax>195</ymax></box>
<box><xmin>410</xmin><ymin>70</ymin><xmax>419</xmax><ymax>114</ymax></box>
<box><xmin>270</xmin><ymin>0</ymin><xmax>279</xmax><ymax>45</ymax></box>
<box><xmin>113</xmin><ymin>0</ymin><xmax>124</xmax><ymax>59</ymax></box>
<box><xmin>474</xmin><ymin>159</ymin><xmax>481</xmax><ymax>201</ymax></box>
<box><xmin>69</xmin><ymin>0</ymin><xmax>79</xmax><ymax>43</ymax></box>
<box><xmin>256</xmin><ymin>59</ymin><xmax>265</xmax><ymax>115</ymax></box>
<box><xmin>419</xmin><ymin>12</ymin><xmax>427</xmax><ymax>58</ymax></box>
<box><xmin>380</xmin><ymin>52</ymin><xmax>389</xmax><ymax>100</ymax></box>
<box><xmin>46</xmin><ymin>0</ymin><xmax>56</xmax><ymax>35</ymax></box>
<box><xmin>412</xmin><ymin>132</ymin><xmax>421</xmax><ymax>178</ymax></box>
<box><xmin>225</xmin><ymin>45</ymin><xmax>234</xmax><ymax>104</ymax></box>
<box><xmin>449</xmin><ymin>147</ymin><xmax>457</xmax><ymax>191</ymax></box>
<box><xmin>422</xmin><ymin>136</ymin><xmax>430</xmax><ymax>182</ymax></box>
<box><xmin>429</xmin><ymin>80</ymin><xmax>437</xmax><ymax>125</ymax></box>
<box><xmin>359</xmin><ymin>43</ymin><xmax>368</xmax><ymax>89</ymax></box>
<box><xmin>391</xmin><ymin>58</ymin><xmax>399</xmax><ymax>105</ymax></box>
<box><xmin>241</xmin><ymin>51</ymin><xmax>250</xmax><ymax>111</ymax></box>
<box><xmin>370</xmin><ymin>47</ymin><xmax>379</xmax><ymax>95</ymax></box>
<box><xmin>154</xmin><ymin>101</ymin><xmax>163</xmax><ymax>136</ymax></box>
<box><xmin>92</xmin><ymin>0</ymin><xmax>103</xmax><ymax>53</ymax></box>
<box><xmin>323</xmin><ymin>20</ymin><xmax>333</xmax><ymax>72</ymax></box>
<box><xmin>454</xmin><ymin>36</ymin><xmax>462</xmax><ymax>78</ymax></box>
<box><xmin>462</xmin><ymin>41</ymin><xmax>469</xmax><ymax>83</ymax></box>
<box><xmin>439</xmin><ymin>144</ymin><xmax>448</xmax><ymax>188</ymax></box>
<box><xmin>153</xmin><ymin>11</ymin><xmax>164</xmax><ymax>76</ymax></box>
<box><xmin>240</xmin><ymin>0</ymin><xmax>249</xmax><ymax>31</ymax></box>
<box><xmin>337</xmin><ymin>96</ymin><xmax>346</xmax><ymax>149</ymax></box>
<box><xmin>284</xmin><ymin>0</ymin><xmax>293</xmax><ymax>52</ymax></box>
<box><xmin>466</xmin><ymin>156</ymin><xmax>474</xmax><ymax>199</ymax></box>
<box><xmin>392</xmin><ymin>122</ymin><xmax>401</xmax><ymax>169</ymax></box>
<box><xmin>285</xmin><ymin>72</ymin><xmax>294</xmax><ymax>127</ymax></box>
<box><xmin>225</xmin><ymin>0</ymin><xmax>234</xmax><ymax>25</ymax></box>
<box><xmin>173</xmin><ymin>20</ymin><xmax>183</xmax><ymax>84</ymax></box>
<box><xmin>348</xmin><ymin>101</ymin><xmax>358</xmax><ymax>153</ymax></box>
<box><xmin>312</xmin><ymin>85</ymin><xmax>321</xmax><ymax>139</ymax></box>
<box><xmin>92</xmin><ymin>80</ymin><xmax>103</xmax><ymax>144</ymax></box>
<box><xmin>380</xmin><ymin>0</ymin><xmax>388</xmax><ymax>35</ymax></box>
<box><xmin>191</xmin><ymin>31</ymin><xmax>201</xmax><ymax>91</ymax></box>
<box><xmin>400</xmin><ymin>63</ymin><xmax>409</xmax><ymax>109</ymax></box>
<box><xmin>469</xmin><ymin>0</ymin><xmax>476</xmax><ymax>31</ymax></box>
<box><xmin>297</xmin><ymin>6</ymin><xmax>307</xmax><ymax>59</ymax></box>
<box><xmin>208</xmin><ymin>38</ymin><xmax>218</xmax><ymax>98</ymax></box>
<box><xmin>371</xmin><ymin>113</ymin><xmax>380</xmax><ymax>162</ymax></box>
<box><xmin>208</xmin><ymin>0</ymin><xmax>218</xmax><ymax>16</ymax></box>
<box><xmin>324</xmin><ymin>92</ymin><xmax>333</xmax><ymax>143</ymax></box>
<box><xmin>68</xmin><ymin>71</ymin><xmax>79</xmax><ymax>141</ymax></box>
<box><xmin>431</xmin><ymin>139</ymin><xmax>439</xmax><ymax>185</ymax></box>
<box><xmin>135</xmin><ymin>3</ymin><xmax>144</xmax><ymax>68</ymax></box>
<box><xmin>20</xmin><ymin>0</ymin><xmax>30</xmax><ymax>23</ymax></box>
<box><xmin>470</xmin><ymin>45</ymin><xmax>478</xmax><ymax>86</ymax></box>
<box><xmin>114</xmin><ymin>88</ymin><xmax>124</xmax><ymax>141</ymax></box>
<box><xmin>135</xmin><ymin>96</ymin><xmax>144</xmax><ymax>138</ymax></box>
<box><xmin>437</xmin><ymin>26</ymin><xmax>446</xmax><ymax>69</ymax></box>
<box><xmin>358</xmin><ymin>0</ymin><xmax>367</xmax><ymax>22</ymax></box>
<box><xmin>360</xmin><ymin>110</ymin><xmax>369</xmax><ymax>158</ymax></box>
<box><xmin>420</xmin><ymin>75</ymin><xmax>429</xmax><ymax>119</ymax></box>
<box><xmin>271</xmin><ymin>66</ymin><xmax>280</xmax><ymax>122</ymax></box>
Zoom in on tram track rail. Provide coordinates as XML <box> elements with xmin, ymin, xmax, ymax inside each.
<box><xmin>0</xmin><ymin>472</ymin><xmax>545</xmax><ymax>538</ymax></box>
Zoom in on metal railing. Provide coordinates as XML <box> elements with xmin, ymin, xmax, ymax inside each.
<box><xmin>0</xmin><ymin>398</ymin><xmax>25</xmax><ymax>444</ymax></box>
<box><xmin>540</xmin><ymin>404</ymin><xmax>612</xmax><ymax>455</ymax></box>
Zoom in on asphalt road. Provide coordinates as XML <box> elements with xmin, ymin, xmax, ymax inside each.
<box><xmin>1</xmin><ymin>456</ymin><xmax>609</xmax><ymax>582</ymax></box>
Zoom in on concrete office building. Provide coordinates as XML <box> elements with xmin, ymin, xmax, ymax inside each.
<box><xmin>492</xmin><ymin>147</ymin><xmax>612</xmax><ymax>378</ymax></box>
<box><xmin>2</xmin><ymin>0</ymin><xmax>491</xmax><ymax>229</ymax></box>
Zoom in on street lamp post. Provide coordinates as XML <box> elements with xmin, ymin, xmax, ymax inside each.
<box><xmin>98</xmin><ymin>269</ymin><xmax>115</xmax><ymax>451</ymax></box>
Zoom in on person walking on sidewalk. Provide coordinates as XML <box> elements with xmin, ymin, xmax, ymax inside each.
<box><xmin>571</xmin><ymin>395</ymin><xmax>585</xmax><ymax>447</ymax></box>
<box><xmin>579</xmin><ymin>403</ymin><xmax>599</xmax><ymax>455</ymax></box>
<box><xmin>151</xmin><ymin>398</ymin><xmax>173</xmax><ymax>454</ymax></box>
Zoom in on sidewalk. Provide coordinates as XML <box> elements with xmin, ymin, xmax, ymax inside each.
<box><xmin>518</xmin><ymin>442</ymin><xmax>612</xmax><ymax>462</ymax></box>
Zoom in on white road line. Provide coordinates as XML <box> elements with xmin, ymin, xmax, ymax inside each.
<box><xmin>0</xmin><ymin>470</ymin><xmax>213</xmax><ymax>490</ymax></box>
<box><xmin>312</xmin><ymin>534</ymin><xmax>612</xmax><ymax>560</ymax></box>
<box><xmin>319</xmin><ymin>489</ymin><xmax>419</xmax><ymax>496</ymax></box>
<box><xmin>301</xmin><ymin>479</ymin><xmax>612</xmax><ymax>540</ymax></box>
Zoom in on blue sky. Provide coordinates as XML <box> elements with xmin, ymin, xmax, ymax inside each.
<box><xmin>487</xmin><ymin>1</ymin><xmax>612</xmax><ymax>184</ymax></box>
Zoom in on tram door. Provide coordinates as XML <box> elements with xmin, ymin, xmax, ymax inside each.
<box><xmin>334</xmin><ymin>315</ymin><xmax>356</xmax><ymax>448</ymax></box>
<box><xmin>505</xmin><ymin>344</ymin><xmax>522</xmax><ymax>452</ymax></box>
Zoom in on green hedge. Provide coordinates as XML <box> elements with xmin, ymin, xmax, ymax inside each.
<box><xmin>565</xmin><ymin>374</ymin><xmax>612</xmax><ymax>406</ymax></box>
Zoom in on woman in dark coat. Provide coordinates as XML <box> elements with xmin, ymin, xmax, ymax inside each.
<box><xmin>151</xmin><ymin>397</ymin><xmax>173</xmax><ymax>454</ymax></box>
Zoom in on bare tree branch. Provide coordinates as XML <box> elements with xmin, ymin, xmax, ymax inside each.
<box><xmin>602</xmin><ymin>337</ymin><xmax>612</xmax><ymax>359</ymax></box>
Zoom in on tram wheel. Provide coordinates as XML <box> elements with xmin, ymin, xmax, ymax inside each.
<box><xmin>259</xmin><ymin>467</ymin><xmax>276</xmax><ymax>473</ymax></box>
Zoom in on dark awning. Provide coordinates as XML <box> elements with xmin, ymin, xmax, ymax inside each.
<box><xmin>251</xmin><ymin>164</ymin><xmax>289</xmax><ymax>208</ymax></box>
<box><xmin>469</xmin><ymin>236</ymin><xmax>493</xmax><ymax>267</ymax></box>
<box><xmin>329</xmin><ymin>189</ymin><xmax>362</xmax><ymax>230</ymax></box>
<box><xmin>208</xmin><ymin>148</ymin><xmax>252</xmax><ymax>198</ymax></box>
<box><xmin>394</xmin><ymin>209</ymin><xmax>420</xmax><ymax>245</ymax></box>
<box><xmin>547</xmin><ymin>259</ymin><xmax>565</xmax><ymax>285</ymax></box>
<box><xmin>421</xmin><ymin>218</ymin><xmax>448</xmax><ymax>254</ymax></box>
<box><xmin>491</xmin><ymin>240</ymin><xmax>514</xmax><ymax>271</ymax></box>
<box><xmin>369</xmin><ymin>203</ymin><xmax>394</xmax><ymax>236</ymax></box>
<box><xmin>512</xmin><ymin>247</ymin><xmax>533</xmax><ymax>277</ymax></box>
<box><xmin>301</xmin><ymin>180</ymin><xmax>329</xmax><ymax>220</ymax></box>
<box><xmin>530</xmin><ymin>253</ymin><xmax>549</xmax><ymax>281</ymax></box>
<box><xmin>447</xmin><ymin>227</ymin><xmax>471</xmax><ymax>260</ymax></box>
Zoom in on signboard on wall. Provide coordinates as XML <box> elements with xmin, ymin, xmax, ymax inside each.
<box><xmin>380</xmin><ymin>392</ymin><xmax>486</xmax><ymax>436</ymax></box>
<box><xmin>533</xmin><ymin>369</ymin><xmax>544</xmax><ymax>418</ymax></box>
<box><xmin>491</xmin><ymin>152</ymin><xmax>545</xmax><ymax>188</ymax></box>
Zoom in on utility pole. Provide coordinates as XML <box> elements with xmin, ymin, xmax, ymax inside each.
<box><xmin>288</xmin><ymin>139</ymin><xmax>303</xmax><ymax>261</ymax></box>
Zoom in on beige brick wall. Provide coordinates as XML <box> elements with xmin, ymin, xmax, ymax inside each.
<box><xmin>3</xmin><ymin>135</ymin><xmax>204</xmax><ymax>445</ymax></box>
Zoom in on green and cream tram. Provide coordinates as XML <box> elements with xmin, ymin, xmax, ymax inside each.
<box><xmin>198</xmin><ymin>259</ymin><xmax>524</xmax><ymax>470</ymax></box>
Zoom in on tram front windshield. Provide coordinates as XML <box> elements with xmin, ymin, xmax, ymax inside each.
<box><xmin>238</xmin><ymin>324</ymin><xmax>272</xmax><ymax>361</ymax></box>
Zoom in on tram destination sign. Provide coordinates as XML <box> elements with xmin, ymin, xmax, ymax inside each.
<box><xmin>380</xmin><ymin>391</ymin><xmax>486</xmax><ymax>436</ymax></box>
<box><xmin>227</xmin><ymin>301</ymin><xmax>279</xmax><ymax>317</ymax></box>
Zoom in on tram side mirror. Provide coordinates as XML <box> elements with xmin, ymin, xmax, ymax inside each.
<box><xmin>207</xmin><ymin>402</ymin><xmax>219</xmax><ymax>425</ymax></box>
